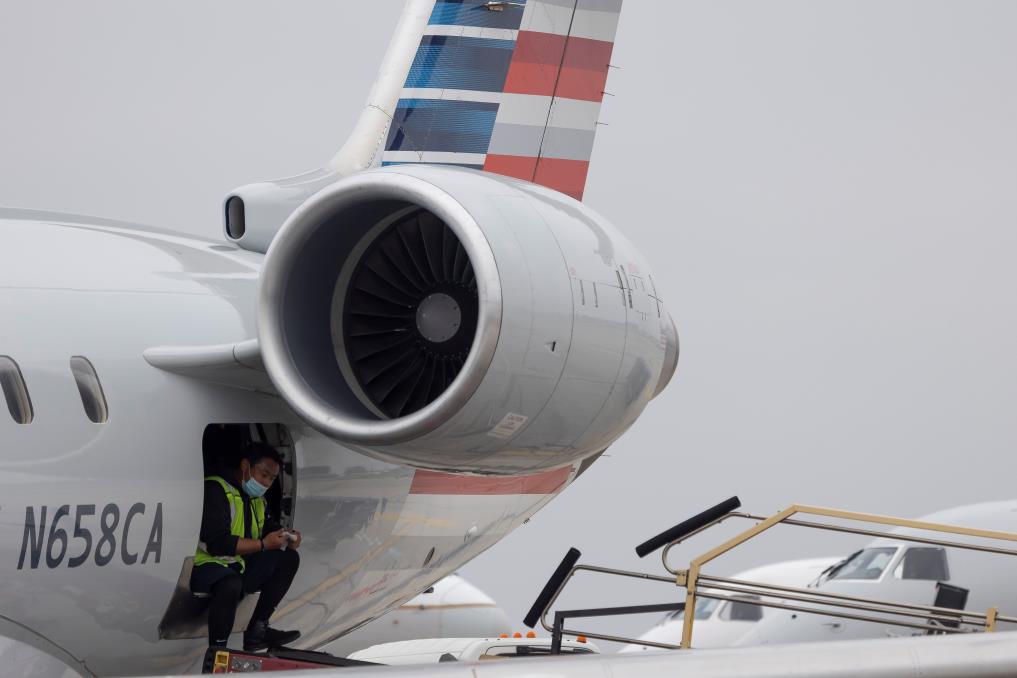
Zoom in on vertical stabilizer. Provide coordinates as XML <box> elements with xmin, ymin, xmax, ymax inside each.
<box><xmin>327</xmin><ymin>0</ymin><xmax>435</xmax><ymax>175</ymax></box>
<box><xmin>225</xmin><ymin>1</ymin><xmax>624</xmax><ymax>253</ymax></box>
<box><xmin>381</xmin><ymin>0</ymin><xmax>623</xmax><ymax>200</ymax></box>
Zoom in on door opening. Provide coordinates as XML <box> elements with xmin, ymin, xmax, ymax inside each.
<box><xmin>202</xmin><ymin>423</ymin><xmax>296</xmax><ymax>530</ymax></box>
<box><xmin>158</xmin><ymin>423</ymin><xmax>296</xmax><ymax>640</ymax></box>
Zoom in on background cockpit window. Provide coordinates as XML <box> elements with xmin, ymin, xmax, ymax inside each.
<box><xmin>827</xmin><ymin>547</ymin><xmax>898</xmax><ymax>581</ymax></box>
<box><xmin>663</xmin><ymin>597</ymin><xmax>719</xmax><ymax>623</ymax></box>
<box><xmin>721</xmin><ymin>596</ymin><xmax>764</xmax><ymax>622</ymax></box>
<box><xmin>895</xmin><ymin>547</ymin><xmax>949</xmax><ymax>581</ymax></box>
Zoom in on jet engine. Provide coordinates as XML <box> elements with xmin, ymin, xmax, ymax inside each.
<box><xmin>258</xmin><ymin>165</ymin><xmax>677</xmax><ymax>473</ymax></box>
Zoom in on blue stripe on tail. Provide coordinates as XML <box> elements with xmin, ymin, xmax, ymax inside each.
<box><xmin>429</xmin><ymin>0</ymin><xmax>527</xmax><ymax>29</ymax></box>
<box><xmin>405</xmin><ymin>36</ymin><xmax>515</xmax><ymax>92</ymax></box>
<box><xmin>385</xmin><ymin>99</ymin><xmax>500</xmax><ymax>155</ymax></box>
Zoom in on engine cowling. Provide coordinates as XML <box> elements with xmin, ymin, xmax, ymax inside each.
<box><xmin>258</xmin><ymin>165</ymin><xmax>677</xmax><ymax>473</ymax></box>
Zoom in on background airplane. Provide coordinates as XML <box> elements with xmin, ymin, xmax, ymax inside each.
<box><xmin>321</xmin><ymin>574</ymin><xmax>511</xmax><ymax>658</ymax></box>
<box><xmin>620</xmin><ymin>557</ymin><xmax>840</xmax><ymax>651</ymax></box>
<box><xmin>739</xmin><ymin>500</ymin><xmax>1017</xmax><ymax>646</ymax></box>
<box><xmin>618</xmin><ymin>500</ymin><xmax>1017</xmax><ymax>654</ymax></box>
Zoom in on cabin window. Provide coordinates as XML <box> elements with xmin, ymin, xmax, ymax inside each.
<box><xmin>0</xmin><ymin>356</ymin><xmax>33</xmax><ymax>424</ymax></box>
<box><xmin>827</xmin><ymin>547</ymin><xmax>898</xmax><ymax>581</ymax></box>
<box><xmin>70</xmin><ymin>356</ymin><xmax>109</xmax><ymax>423</ymax></box>
<box><xmin>894</xmin><ymin>547</ymin><xmax>949</xmax><ymax>581</ymax></box>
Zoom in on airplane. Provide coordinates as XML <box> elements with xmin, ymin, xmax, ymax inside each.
<box><xmin>320</xmin><ymin>574</ymin><xmax>511</xmax><ymax>658</ymax></box>
<box><xmin>737</xmin><ymin>499</ymin><xmax>1017</xmax><ymax>646</ymax></box>
<box><xmin>619</xmin><ymin>557</ymin><xmax>840</xmax><ymax>652</ymax></box>
<box><xmin>0</xmin><ymin>0</ymin><xmax>679</xmax><ymax>675</ymax></box>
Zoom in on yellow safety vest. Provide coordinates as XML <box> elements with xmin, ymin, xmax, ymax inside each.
<box><xmin>194</xmin><ymin>475</ymin><xmax>266</xmax><ymax>573</ymax></box>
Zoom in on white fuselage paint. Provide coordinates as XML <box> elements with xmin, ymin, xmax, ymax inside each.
<box><xmin>0</xmin><ymin>212</ymin><xmax>573</xmax><ymax>677</ymax></box>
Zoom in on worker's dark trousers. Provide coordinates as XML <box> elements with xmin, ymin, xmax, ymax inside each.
<box><xmin>202</xmin><ymin>549</ymin><xmax>300</xmax><ymax>646</ymax></box>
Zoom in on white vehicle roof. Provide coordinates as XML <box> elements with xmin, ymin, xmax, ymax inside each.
<box><xmin>348</xmin><ymin>637</ymin><xmax>599</xmax><ymax>665</ymax></box>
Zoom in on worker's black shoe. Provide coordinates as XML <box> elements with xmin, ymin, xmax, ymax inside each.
<box><xmin>243</xmin><ymin>620</ymin><xmax>301</xmax><ymax>652</ymax></box>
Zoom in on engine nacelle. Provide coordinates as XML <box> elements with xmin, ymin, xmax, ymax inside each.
<box><xmin>258</xmin><ymin>165</ymin><xmax>677</xmax><ymax>473</ymax></box>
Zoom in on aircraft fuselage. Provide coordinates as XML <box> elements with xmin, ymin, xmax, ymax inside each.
<box><xmin>0</xmin><ymin>212</ymin><xmax>572</xmax><ymax>676</ymax></box>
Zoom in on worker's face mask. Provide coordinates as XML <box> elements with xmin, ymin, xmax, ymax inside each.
<box><xmin>242</xmin><ymin>463</ymin><xmax>270</xmax><ymax>498</ymax></box>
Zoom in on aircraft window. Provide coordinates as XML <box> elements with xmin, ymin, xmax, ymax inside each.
<box><xmin>664</xmin><ymin>597</ymin><xmax>719</xmax><ymax>622</ymax></box>
<box><xmin>827</xmin><ymin>547</ymin><xmax>898</xmax><ymax>581</ymax></box>
<box><xmin>894</xmin><ymin>547</ymin><xmax>949</xmax><ymax>581</ymax></box>
<box><xmin>70</xmin><ymin>357</ymin><xmax>109</xmax><ymax>423</ymax></box>
<box><xmin>0</xmin><ymin>356</ymin><xmax>33</xmax><ymax>424</ymax></box>
<box><xmin>720</xmin><ymin>596</ymin><xmax>763</xmax><ymax>622</ymax></box>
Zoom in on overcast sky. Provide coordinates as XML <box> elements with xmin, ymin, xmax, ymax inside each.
<box><xmin>2</xmin><ymin>0</ymin><xmax>1016</xmax><ymax>649</ymax></box>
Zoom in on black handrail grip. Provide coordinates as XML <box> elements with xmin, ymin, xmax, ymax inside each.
<box><xmin>523</xmin><ymin>547</ymin><xmax>582</xmax><ymax>628</ymax></box>
<box><xmin>635</xmin><ymin>497</ymin><xmax>741</xmax><ymax>557</ymax></box>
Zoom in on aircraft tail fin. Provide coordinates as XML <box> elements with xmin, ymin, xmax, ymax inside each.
<box><xmin>229</xmin><ymin>0</ymin><xmax>623</xmax><ymax>252</ymax></box>
<box><xmin>377</xmin><ymin>0</ymin><xmax>624</xmax><ymax>201</ymax></box>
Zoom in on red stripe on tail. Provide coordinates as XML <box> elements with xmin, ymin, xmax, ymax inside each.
<box><xmin>483</xmin><ymin>154</ymin><xmax>537</xmax><ymax>181</ymax></box>
<box><xmin>503</xmin><ymin>32</ymin><xmax>567</xmax><ymax>97</ymax></box>
<box><xmin>485</xmin><ymin>154</ymin><xmax>590</xmax><ymax>200</ymax></box>
<box><xmin>534</xmin><ymin>157</ymin><xmax>591</xmax><ymax>201</ymax></box>
<box><xmin>558</xmin><ymin>36</ymin><xmax>615</xmax><ymax>103</ymax></box>
<box><xmin>503</xmin><ymin>31</ymin><xmax>613</xmax><ymax>103</ymax></box>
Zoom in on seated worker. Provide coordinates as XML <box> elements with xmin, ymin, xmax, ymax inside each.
<box><xmin>191</xmin><ymin>442</ymin><xmax>303</xmax><ymax>650</ymax></box>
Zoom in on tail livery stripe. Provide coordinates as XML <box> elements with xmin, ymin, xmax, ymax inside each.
<box><xmin>485</xmin><ymin>155</ymin><xmax>590</xmax><ymax>198</ymax></box>
<box><xmin>522</xmin><ymin>0</ymin><xmax>621</xmax><ymax>42</ymax></box>
<box><xmin>429</xmin><ymin>0</ymin><xmax>527</xmax><ymax>30</ymax></box>
<box><xmin>386</xmin><ymin>99</ymin><xmax>499</xmax><ymax>155</ymax></box>
<box><xmin>382</xmin><ymin>0</ymin><xmax>622</xmax><ymax>201</ymax></box>
<box><xmin>502</xmin><ymin>32</ymin><xmax>613</xmax><ymax>102</ymax></box>
<box><xmin>405</xmin><ymin>36</ymin><xmax>516</xmax><ymax>92</ymax></box>
<box><xmin>487</xmin><ymin>95</ymin><xmax>599</xmax><ymax>160</ymax></box>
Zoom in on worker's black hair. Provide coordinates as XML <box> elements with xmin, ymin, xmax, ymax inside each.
<box><xmin>243</xmin><ymin>441</ymin><xmax>283</xmax><ymax>467</ymax></box>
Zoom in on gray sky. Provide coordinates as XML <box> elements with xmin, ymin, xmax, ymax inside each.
<box><xmin>3</xmin><ymin>0</ymin><xmax>1016</xmax><ymax>649</ymax></box>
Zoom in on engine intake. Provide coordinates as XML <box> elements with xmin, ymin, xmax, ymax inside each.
<box><xmin>339</xmin><ymin>206</ymin><xmax>481</xmax><ymax>419</ymax></box>
<box><xmin>259</xmin><ymin>170</ymin><xmax>501</xmax><ymax>448</ymax></box>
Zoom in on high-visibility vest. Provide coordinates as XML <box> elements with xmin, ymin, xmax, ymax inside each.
<box><xmin>194</xmin><ymin>475</ymin><xmax>266</xmax><ymax>573</ymax></box>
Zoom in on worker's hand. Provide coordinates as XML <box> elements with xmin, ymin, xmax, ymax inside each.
<box><xmin>289</xmin><ymin>530</ymin><xmax>302</xmax><ymax>550</ymax></box>
<box><xmin>262</xmin><ymin>529</ymin><xmax>287</xmax><ymax>551</ymax></box>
